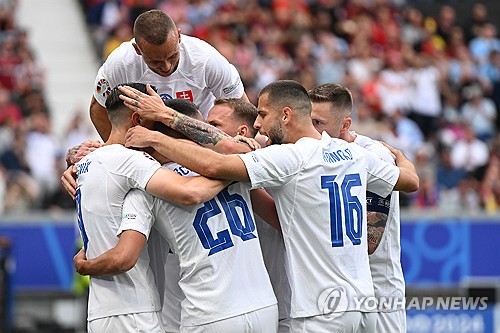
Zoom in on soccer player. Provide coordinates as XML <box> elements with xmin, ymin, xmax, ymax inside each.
<box><xmin>207</xmin><ymin>98</ymin><xmax>259</xmax><ymax>138</ymax></box>
<box><xmin>76</xmin><ymin>98</ymin><xmax>279</xmax><ymax>333</ymax></box>
<box><xmin>90</xmin><ymin>9</ymin><xmax>247</xmax><ymax>140</ymax></box>
<box><xmin>118</xmin><ymin>80</ymin><xmax>419</xmax><ymax>332</ymax></box>
<box><xmin>80</xmin><ymin>183</ymin><xmax>279</xmax><ymax>333</ymax></box>
<box><xmin>309</xmin><ymin>83</ymin><xmax>406</xmax><ymax>332</ymax></box>
<box><xmin>145</xmin><ymin>98</ymin><xmax>271</xmax><ymax>332</ymax></box>
<box><xmin>75</xmin><ymin>83</ymin><xmax>229</xmax><ymax>332</ymax></box>
<box><xmin>73</xmin><ymin>98</ymin><xmax>203</xmax><ymax>332</ymax></box>
<box><xmin>148</xmin><ymin>98</ymin><xmax>203</xmax><ymax>333</ymax></box>
<box><xmin>207</xmin><ymin>98</ymin><xmax>291</xmax><ymax>331</ymax></box>
<box><xmin>207</xmin><ymin>98</ymin><xmax>291</xmax><ymax>332</ymax></box>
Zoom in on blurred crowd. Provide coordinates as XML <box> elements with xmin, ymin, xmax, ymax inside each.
<box><xmin>0</xmin><ymin>0</ymin><xmax>94</xmax><ymax>214</ymax></box>
<box><xmin>0</xmin><ymin>0</ymin><xmax>498</xmax><ymax>214</ymax></box>
<box><xmin>80</xmin><ymin>0</ymin><xmax>499</xmax><ymax>213</ymax></box>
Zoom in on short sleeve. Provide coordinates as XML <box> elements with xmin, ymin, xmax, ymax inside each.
<box><xmin>118</xmin><ymin>189</ymin><xmax>156</xmax><ymax>239</ymax></box>
<box><xmin>204</xmin><ymin>49</ymin><xmax>244</xmax><ymax>98</ymax></box>
<box><xmin>354</xmin><ymin>134</ymin><xmax>395</xmax><ymax>165</ymax></box>
<box><xmin>110</xmin><ymin>149</ymin><xmax>162</xmax><ymax>190</ymax></box>
<box><xmin>363</xmin><ymin>148</ymin><xmax>400</xmax><ymax>198</ymax></box>
<box><xmin>93</xmin><ymin>52</ymin><xmax>127</xmax><ymax>107</ymax></box>
<box><xmin>93</xmin><ymin>64</ymin><xmax>114</xmax><ymax>107</ymax></box>
<box><xmin>238</xmin><ymin>144</ymin><xmax>303</xmax><ymax>189</ymax></box>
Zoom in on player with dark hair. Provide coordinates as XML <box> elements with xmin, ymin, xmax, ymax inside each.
<box><xmin>75</xmin><ymin>95</ymin><xmax>280</xmax><ymax>333</ymax></box>
<box><xmin>118</xmin><ymin>80</ymin><xmax>419</xmax><ymax>332</ymax></box>
<box><xmin>309</xmin><ymin>82</ymin><xmax>407</xmax><ymax>333</ymax></box>
<box><xmin>206</xmin><ymin>97</ymin><xmax>291</xmax><ymax>331</ymax></box>
<box><xmin>73</xmin><ymin>82</ymin><xmax>229</xmax><ymax>332</ymax></box>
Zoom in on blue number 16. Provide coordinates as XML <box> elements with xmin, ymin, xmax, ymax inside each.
<box><xmin>193</xmin><ymin>188</ymin><xmax>256</xmax><ymax>256</ymax></box>
<box><xmin>321</xmin><ymin>173</ymin><xmax>363</xmax><ymax>247</ymax></box>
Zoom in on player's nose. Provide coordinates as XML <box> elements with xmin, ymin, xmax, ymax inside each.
<box><xmin>253</xmin><ymin>118</ymin><xmax>261</xmax><ymax>130</ymax></box>
<box><xmin>161</xmin><ymin>60</ymin><xmax>172</xmax><ymax>72</ymax></box>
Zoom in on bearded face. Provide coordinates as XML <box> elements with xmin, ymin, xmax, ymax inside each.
<box><xmin>255</xmin><ymin>93</ymin><xmax>287</xmax><ymax>145</ymax></box>
<box><xmin>266</xmin><ymin>121</ymin><xmax>285</xmax><ymax>145</ymax></box>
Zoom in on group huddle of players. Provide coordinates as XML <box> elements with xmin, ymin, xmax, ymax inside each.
<box><xmin>61</xmin><ymin>9</ymin><xmax>419</xmax><ymax>333</ymax></box>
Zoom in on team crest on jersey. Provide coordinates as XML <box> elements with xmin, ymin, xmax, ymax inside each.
<box><xmin>96</xmin><ymin>79</ymin><xmax>111</xmax><ymax>98</ymax></box>
<box><xmin>160</xmin><ymin>93</ymin><xmax>173</xmax><ymax>103</ymax></box>
<box><xmin>175</xmin><ymin>90</ymin><xmax>194</xmax><ymax>102</ymax></box>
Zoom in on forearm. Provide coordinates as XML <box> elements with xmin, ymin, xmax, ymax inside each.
<box><xmin>185</xmin><ymin>177</ymin><xmax>231</xmax><ymax>204</ymax></box>
<box><xmin>394</xmin><ymin>152</ymin><xmax>419</xmax><ymax>192</ymax></box>
<box><xmin>150</xmin><ymin>132</ymin><xmax>226</xmax><ymax>178</ymax></box>
<box><xmin>77</xmin><ymin>249</ymin><xmax>129</xmax><ymax>276</ymax></box>
<box><xmin>126</xmin><ymin>126</ymin><xmax>250</xmax><ymax>181</ymax></box>
<box><xmin>366</xmin><ymin>212</ymin><xmax>388</xmax><ymax>255</ymax></box>
<box><xmin>250</xmin><ymin>189</ymin><xmax>281</xmax><ymax>231</ymax></box>
<box><xmin>75</xmin><ymin>230</ymin><xmax>146</xmax><ymax>276</ymax></box>
<box><xmin>118</xmin><ymin>84</ymin><xmax>250</xmax><ymax>152</ymax></box>
<box><xmin>163</xmin><ymin>111</ymin><xmax>250</xmax><ymax>153</ymax></box>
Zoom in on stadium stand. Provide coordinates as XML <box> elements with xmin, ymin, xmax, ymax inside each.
<box><xmin>1</xmin><ymin>0</ymin><xmax>498</xmax><ymax>213</ymax></box>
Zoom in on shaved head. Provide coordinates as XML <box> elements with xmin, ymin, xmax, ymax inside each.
<box><xmin>134</xmin><ymin>9</ymin><xmax>177</xmax><ymax>46</ymax></box>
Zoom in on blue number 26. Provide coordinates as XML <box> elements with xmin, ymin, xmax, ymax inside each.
<box><xmin>193</xmin><ymin>187</ymin><xmax>256</xmax><ymax>256</ymax></box>
<box><xmin>321</xmin><ymin>173</ymin><xmax>363</xmax><ymax>247</ymax></box>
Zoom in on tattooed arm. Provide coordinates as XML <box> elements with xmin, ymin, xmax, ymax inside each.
<box><xmin>118</xmin><ymin>84</ymin><xmax>253</xmax><ymax>154</ymax></box>
<box><xmin>366</xmin><ymin>212</ymin><xmax>388</xmax><ymax>255</ymax></box>
<box><xmin>166</xmin><ymin>112</ymin><xmax>253</xmax><ymax>154</ymax></box>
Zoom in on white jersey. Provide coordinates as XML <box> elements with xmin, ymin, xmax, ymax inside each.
<box><xmin>239</xmin><ymin>132</ymin><xmax>400</xmax><ymax>318</ymax></box>
<box><xmin>94</xmin><ymin>35</ymin><xmax>244</xmax><ymax>118</ymax></box>
<box><xmin>75</xmin><ymin>144</ymin><xmax>162</xmax><ymax>321</ymax></box>
<box><xmin>147</xmin><ymin>162</ymin><xmax>197</xmax><ymax>331</ymax></box>
<box><xmin>120</xmin><ymin>182</ymin><xmax>277</xmax><ymax>326</ymax></box>
<box><xmin>255</xmin><ymin>217</ymin><xmax>291</xmax><ymax>320</ymax></box>
<box><xmin>147</xmin><ymin>229</ymin><xmax>184</xmax><ymax>332</ymax></box>
<box><xmin>354</xmin><ymin>134</ymin><xmax>405</xmax><ymax>311</ymax></box>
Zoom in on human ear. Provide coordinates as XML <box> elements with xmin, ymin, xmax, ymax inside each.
<box><xmin>131</xmin><ymin>113</ymin><xmax>141</xmax><ymax>126</ymax></box>
<box><xmin>237</xmin><ymin>125</ymin><xmax>248</xmax><ymax>137</ymax></box>
<box><xmin>342</xmin><ymin>117</ymin><xmax>352</xmax><ymax>131</ymax></box>
<box><xmin>282</xmin><ymin>107</ymin><xmax>292</xmax><ymax>123</ymax></box>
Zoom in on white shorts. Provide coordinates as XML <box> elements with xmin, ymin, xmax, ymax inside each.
<box><xmin>289</xmin><ymin>311</ymin><xmax>377</xmax><ymax>333</ymax></box>
<box><xmin>88</xmin><ymin>311</ymin><xmax>164</xmax><ymax>333</ymax></box>
<box><xmin>376</xmin><ymin>310</ymin><xmax>406</xmax><ymax>333</ymax></box>
<box><xmin>180</xmin><ymin>305</ymin><xmax>278</xmax><ymax>333</ymax></box>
